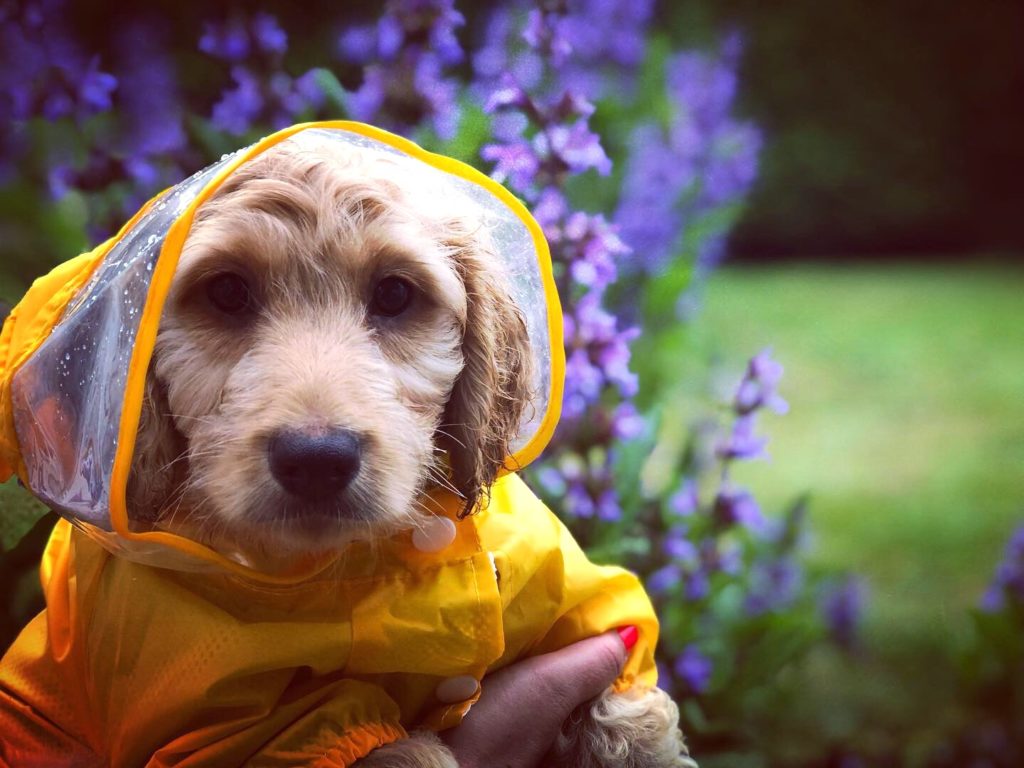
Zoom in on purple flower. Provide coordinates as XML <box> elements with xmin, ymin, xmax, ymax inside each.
<box><xmin>562</xmin><ymin>0</ymin><xmax>654</xmax><ymax>71</ymax></box>
<box><xmin>337</xmin><ymin>25</ymin><xmax>378</xmax><ymax>62</ymax></box>
<box><xmin>428</xmin><ymin>11</ymin><xmax>464</xmax><ymax>66</ymax></box>
<box><xmin>251</xmin><ymin>13</ymin><xmax>288</xmax><ymax>56</ymax></box>
<box><xmin>713</xmin><ymin>487</ymin><xmax>765</xmax><ymax>532</ymax></box>
<box><xmin>567</xmin><ymin>213</ymin><xmax>629</xmax><ymax>291</ymax></box>
<box><xmin>1</xmin><ymin>2</ymin><xmax>119</xmax><ymax>125</ymax></box>
<box><xmin>716</xmin><ymin>543</ymin><xmax>743</xmax><ymax>576</ymax></box>
<box><xmin>346</xmin><ymin>65</ymin><xmax>387</xmax><ymax>121</ymax></box>
<box><xmin>41</xmin><ymin>91</ymin><xmax>74</xmax><ymax>120</ymax></box>
<box><xmin>980</xmin><ymin>525</ymin><xmax>1024</xmax><ymax>613</ymax></box>
<box><xmin>566</xmin><ymin>481</ymin><xmax>595</xmax><ymax>518</ymax></box>
<box><xmin>664</xmin><ymin>528</ymin><xmax>698</xmax><ymax>563</ymax></box>
<box><xmin>202</xmin><ymin>14</ymin><xmax>324</xmax><ymax>138</ymax></box>
<box><xmin>647</xmin><ymin>564</ymin><xmax>681</xmax><ymax>595</ymax></box>
<box><xmin>484</xmin><ymin>73</ymin><xmax>528</xmax><ymax>113</ymax></box>
<box><xmin>536</xmin><ymin>466</ymin><xmax>567</xmax><ymax>496</ymax></box>
<box><xmin>596</xmin><ymin>488</ymin><xmax>622</xmax><ymax>521</ymax></box>
<box><xmin>199</xmin><ymin>19</ymin><xmax>251</xmax><ymax>61</ymax></box>
<box><xmin>46</xmin><ymin>162</ymin><xmax>74</xmax><ymax>199</ymax></box>
<box><xmin>611</xmin><ymin>402</ymin><xmax>645</xmax><ymax>440</ymax></box>
<box><xmin>735</xmin><ymin>349</ymin><xmax>788</xmax><ymax>415</ymax></box>
<box><xmin>481</xmin><ymin>140</ymin><xmax>539</xmax><ymax>189</ymax></box>
<box><xmin>668</xmin><ymin>50</ymin><xmax>737</xmax><ymax>134</ymax></box>
<box><xmin>114</xmin><ymin>20</ymin><xmax>187</xmax><ymax>162</ymax></box>
<box><xmin>614</xmin><ymin>125</ymin><xmax>695</xmax><ymax>270</ymax></box>
<box><xmin>669</xmin><ymin>479</ymin><xmax>699</xmax><ymax>517</ymax></box>
<box><xmin>335</xmin><ymin>0</ymin><xmax>464</xmax><ymax>138</ymax></box>
<box><xmin>475</xmin><ymin>0</ymin><xmax>653</xmax><ymax>101</ymax></box>
<box><xmin>553</xmin><ymin>90</ymin><xmax>596</xmax><ymax>121</ymax></box>
<box><xmin>541</xmin><ymin>120</ymin><xmax>612</xmax><ymax>176</ymax></box>
<box><xmin>674</xmin><ymin>644</ymin><xmax>712</xmax><ymax>693</ymax></box>
<box><xmin>745</xmin><ymin>558</ymin><xmax>803</xmax><ymax>616</ymax></box>
<box><xmin>562</xmin><ymin>348</ymin><xmax>603</xmax><ymax>420</ymax></box>
<box><xmin>685</xmin><ymin>568</ymin><xmax>710</xmax><ymax>601</ymax></box>
<box><xmin>980</xmin><ymin>585</ymin><xmax>1006</xmax><ymax>613</ymax></box>
<box><xmin>703</xmin><ymin>122</ymin><xmax>762</xmax><ymax>207</ymax></box>
<box><xmin>522</xmin><ymin>8</ymin><xmax>573</xmax><ymax>65</ymax></box>
<box><xmin>820</xmin><ymin>577</ymin><xmax>868</xmax><ymax>649</ymax></box>
<box><xmin>77</xmin><ymin>58</ymin><xmax>117</xmax><ymax>113</ymax></box>
<box><xmin>716</xmin><ymin>413</ymin><xmax>769</xmax><ymax>461</ymax></box>
<box><xmin>1008</xmin><ymin>526</ymin><xmax>1024</xmax><ymax>560</ymax></box>
<box><xmin>376</xmin><ymin>15</ymin><xmax>404</xmax><ymax>59</ymax></box>
<box><xmin>413</xmin><ymin>54</ymin><xmax>460</xmax><ymax>139</ymax></box>
<box><xmin>211</xmin><ymin>66</ymin><xmax>263</xmax><ymax>135</ymax></box>
<box><xmin>614</xmin><ymin>34</ymin><xmax>761</xmax><ymax>277</ymax></box>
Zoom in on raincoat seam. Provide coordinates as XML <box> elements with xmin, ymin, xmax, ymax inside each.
<box><xmin>316</xmin><ymin>720</ymin><xmax>407</xmax><ymax>768</ymax></box>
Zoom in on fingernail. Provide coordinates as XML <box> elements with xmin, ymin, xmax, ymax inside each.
<box><xmin>617</xmin><ymin>625</ymin><xmax>639</xmax><ymax>651</ymax></box>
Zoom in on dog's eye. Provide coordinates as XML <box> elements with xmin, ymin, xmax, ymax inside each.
<box><xmin>206</xmin><ymin>273</ymin><xmax>253</xmax><ymax>315</ymax></box>
<box><xmin>371</xmin><ymin>277</ymin><xmax>413</xmax><ymax>317</ymax></box>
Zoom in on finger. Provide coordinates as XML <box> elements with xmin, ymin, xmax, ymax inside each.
<box><xmin>530</xmin><ymin>629</ymin><xmax>628</xmax><ymax>712</ymax></box>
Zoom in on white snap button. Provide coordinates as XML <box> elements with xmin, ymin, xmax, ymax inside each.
<box><xmin>412</xmin><ymin>515</ymin><xmax>457</xmax><ymax>553</ymax></box>
<box><xmin>435</xmin><ymin>675</ymin><xmax>479</xmax><ymax>704</ymax></box>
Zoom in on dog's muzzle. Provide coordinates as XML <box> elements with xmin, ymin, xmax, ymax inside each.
<box><xmin>267</xmin><ymin>427</ymin><xmax>362</xmax><ymax>501</ymax></box>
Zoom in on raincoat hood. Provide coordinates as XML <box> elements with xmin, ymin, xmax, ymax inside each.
<box><xmin>0</xmin><ymin>122</ymin><xmax>564</xmax><ymax>580</ymax></box>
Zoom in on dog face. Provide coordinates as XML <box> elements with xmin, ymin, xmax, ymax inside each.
<box><xmin>126</xmin><ymin>141</ymin><xmax>531</xmax><ymax>560</ymax></box>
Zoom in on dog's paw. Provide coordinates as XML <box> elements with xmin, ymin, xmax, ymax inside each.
<box><xmin>544</xmin><ymin>685</ymin><xmax>698</xmax><ymax>768</ymax></box>
<box><xmin>352</xmin><ymin>730</ymin><xmax>457</xmax><ymax>768</ymax></box>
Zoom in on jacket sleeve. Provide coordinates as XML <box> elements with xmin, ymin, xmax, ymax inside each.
<box><xmin>147</xmin><ymin>679</ymin><xmax>408</xmax><ymax>768</ymax></box>
<box><xmin>478</xmin><ymin>474</ymin><xmax>660</xmax><ymax>691</ymax></box>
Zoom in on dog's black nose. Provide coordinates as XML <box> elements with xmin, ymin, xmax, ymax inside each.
<box><xmin>268</xmin><ymin>428</ymin><xmax>362</xmax><ymax>500</ymax></box>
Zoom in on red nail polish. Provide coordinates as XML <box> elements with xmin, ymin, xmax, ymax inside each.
<box><xmin>617</xmin><ymin>625</ymin><xmax>639</xmax><ymax>651</ymax></box>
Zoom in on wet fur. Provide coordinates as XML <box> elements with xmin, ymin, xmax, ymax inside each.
<box><xmin>127</xmin><ymin>140</ymin><xmax>692</xmax><ymax>767</ymax></box>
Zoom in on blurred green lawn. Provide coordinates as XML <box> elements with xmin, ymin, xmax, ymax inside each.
<box><xmin>666</xmin><ymin>263</ymin><xmax>1024</xmax><ymax>755</ymax></box>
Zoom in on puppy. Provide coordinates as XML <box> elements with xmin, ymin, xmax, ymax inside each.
<box><xmin>122</xmin><ymin>139</ymin><xmax>692</xmax><ymax>766</ymax></box>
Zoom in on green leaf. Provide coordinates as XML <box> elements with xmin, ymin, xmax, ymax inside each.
<box><xmin>311</xmin><ymin>68</ymin><xmax>350</xmax><ymax>115</ymax></box>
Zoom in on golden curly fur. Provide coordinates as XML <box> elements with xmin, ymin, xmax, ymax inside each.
<box><xmin>128</xmin><ymin>139</ymin><xmax>531</xmax><ymax>562</ymax></box>
<box><xmin>127</xmin><ymin>138</ymin><xmax>693</xmax><ymax>767</ymax></box>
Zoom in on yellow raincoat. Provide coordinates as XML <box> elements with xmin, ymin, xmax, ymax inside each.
<box><xmin>0</xmin><ymin>123</ymin><xmax>658</xmax><ymax>767</ymax></box>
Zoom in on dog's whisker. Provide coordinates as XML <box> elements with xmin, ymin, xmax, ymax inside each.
<box><xmin>433</xmin><ymin>428</ymin><xmax>468</xmax><ymax>450</ymax></box>
<box><xmin>424</xmin><ymin>468</ymin><xmax>462</xmax><ymax>499</ymax></box>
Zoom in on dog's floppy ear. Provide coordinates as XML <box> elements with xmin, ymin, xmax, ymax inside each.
<box><xmin>126</xmin><ymin>369</ymin><xmax>187</xmax><ymax>522</ymax></box>
<box><xmin>439</xmin><ymin>223</ymin><xmax>533</xmax><ymax>516</ymax></box>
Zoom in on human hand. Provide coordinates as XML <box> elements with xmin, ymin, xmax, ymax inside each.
<box><xmin>440</xmin><ymin>627</ymin><xmax>636</xmax><ymax>768</ymax></box>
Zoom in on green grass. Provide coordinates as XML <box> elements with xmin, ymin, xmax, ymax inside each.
<box><xmin>657</xmin><ymin>264</ymin><xmax>1024</xmax><ymax>754</ymax></box>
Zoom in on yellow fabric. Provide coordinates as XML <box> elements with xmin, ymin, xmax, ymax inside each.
<box><xmin>0</xmin><ymin>473</ymin><xmax>658</xmax><ymax>766</ymax></box>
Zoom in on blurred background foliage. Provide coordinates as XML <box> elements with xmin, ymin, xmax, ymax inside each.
<box><xmin>678</xmin><ymin>0</ymin><xmax>1024</xmax><ymax>260</ymax></box>
<box><xmin>1</xmin><ymin>1</ymin><xmax>1022</xmax><ymax>766</ymax></box>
